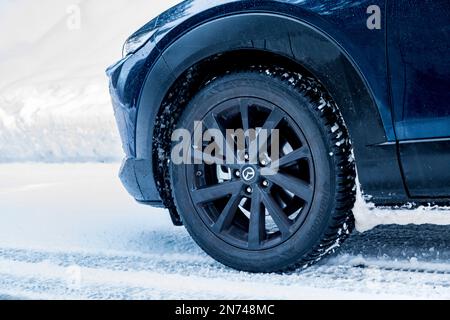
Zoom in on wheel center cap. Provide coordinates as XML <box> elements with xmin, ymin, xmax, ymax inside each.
<box><xmin>241</xmin><ymin>165</ymin><xmax>258</xmax><ymax>184</ymax></box>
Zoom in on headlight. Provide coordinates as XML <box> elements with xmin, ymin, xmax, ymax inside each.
<box><xmin>122</xmin><ymin>30</ymin><xmax>156</xmax><ymax>57</ymax></box>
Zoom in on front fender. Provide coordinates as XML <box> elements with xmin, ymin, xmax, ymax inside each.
<box><xmin>136</xmin><ymin>9</ymin><xmax>406</xmax><ymax>203</ymax></box>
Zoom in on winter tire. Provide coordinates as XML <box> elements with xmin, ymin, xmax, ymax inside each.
<box><xmin>170</xmin><ymin>67</ymin><xmax>356</xmax><ymax>272</ymax></box>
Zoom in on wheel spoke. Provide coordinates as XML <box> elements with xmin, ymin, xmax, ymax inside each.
<box><xmin>191</xmin><ymin>180</ymin><xmax>243</xmax><ymax>204</ymax></box>
<box><xmin>239</xmin><ymin>99</ymin><xmax>250</xmax><ymax>149</ymax></box>
<box><xmin>257</xmin><ymin>108</ymin><xmax>284</xmax><ymax>159</ymax></box>
<box><xmin>203</xmin><ymin>113</ymin><xmax>236</xmax><ymax>163</ymax></box>
<box><xmin>261</xmin><ymin>192</ymin><xmax>292</xmax><ymax>236</ymax></box>
<box><xmin>261</xmin><ymin>108</ymin><xmax>284</xmax><ymax>132</ymax></box>
<box><xmin>213</xmin><ymin>192</ymin><xmax>242</xmax><ymax>233</ymax></box>
<box><xmin>266</xmin><ymin>173</ymin><xmax>313</xmax><ymax>203</ymax></box>
<box><xmin>273</xmin><ymin>146</ymin><xmax>311</xmax><ymax>168</ymax></box>
<box><xmin>248</xmin><ymin>188</ymin><xmax>265</xmax><ymax>249</ymax></box>
<box><xmin>203</xmin><ymin>112</ymin><xmax>222</xmax><ymax>132</ymax></box>
<box><xmin>239</xmin><ymin>99</ymin><xmax>250</xmax><ymax>135</ymax></box>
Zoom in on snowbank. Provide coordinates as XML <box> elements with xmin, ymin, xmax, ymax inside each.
<box><xmin>354</xmin><ymin>196</ymin><xmax>450</xmax><ymax>232</ymax></box>
<box><xmin>0</xmin><ymin>0</ymin><xmax>179</xmax><ymax>162</ymax></box>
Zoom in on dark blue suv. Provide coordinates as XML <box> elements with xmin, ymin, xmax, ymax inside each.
<box><xmin>107</xmin><ymin>0</ymin><xmax>450</xmax><ymax>272</ymax></box>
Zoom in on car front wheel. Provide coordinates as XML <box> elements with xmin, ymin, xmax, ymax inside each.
<box><xmin>170</xmin><ymin>67</ymin><xmax>356</xmax><ymax>272</ymax></box>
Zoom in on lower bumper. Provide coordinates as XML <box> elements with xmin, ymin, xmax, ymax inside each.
<box><xmin>119</xmin><ymin>158</ymin><xmax>163</xmax><ymax>207</ymax></box>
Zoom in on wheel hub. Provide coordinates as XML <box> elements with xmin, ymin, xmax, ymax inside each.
<box><xmin>240</xmin><ymin>165</ymin><xmax>259</xmax><ymax>184</ymax></box>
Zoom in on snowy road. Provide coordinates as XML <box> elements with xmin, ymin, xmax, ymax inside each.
<box><xmin>1</xmin><ymin>163</ymin><xmax>450</xmax><ymax>300</ymax></box>
<box><xmin>1</xmin><ymin>0</ymin><xmax>449</xmax><ymax>301</ymax></box>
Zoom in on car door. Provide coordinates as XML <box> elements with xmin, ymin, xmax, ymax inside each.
<box><xmin>387</xmin><ymin>0</ymin><xmax>450</xmax><ymax>198</ymax></box>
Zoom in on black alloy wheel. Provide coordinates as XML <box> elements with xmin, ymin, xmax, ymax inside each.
<box><xmin>186</xmin><ymin>97</ymin><xmax>316</xmax><ymax>251</ymax></box>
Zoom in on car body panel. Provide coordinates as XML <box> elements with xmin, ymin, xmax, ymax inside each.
<box><xmin>144</xmin><ymin>11</ymin><xmax>407</xmax><ymax>203</ymax></box>
<box><xmin>107</xmin><ymin>0</ymin><xmax>450</xmax><ymax>207</ymax></box>
<box><xmin>387</xmin><ymin>0</ymin><xmax>450</xmax><ymax>198</ymax></box>
<box><xmin>387</xmin><ymin>0</ymin><xmax>450</xmax><ymax>141</ymax></box>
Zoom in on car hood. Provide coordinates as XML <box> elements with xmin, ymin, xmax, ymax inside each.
<box><xmin>124</xmin><ymin>0</ymin><xmax>239</xmax><ymax>45</ymax></box>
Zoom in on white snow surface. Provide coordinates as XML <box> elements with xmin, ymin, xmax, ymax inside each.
<box><xmin>0</xmin><ymin>163</ymin><xmax>450</xmax><ymax>300</ymax></box>
<box><xmin>0</xmin><ymin>0</ymin><xmax>179</xmax><ymax>162</ymax></box>
<box><xmin>1</xmin><ymin>1</ymin><xmax>450</xmax><ymax>300</ymax></box>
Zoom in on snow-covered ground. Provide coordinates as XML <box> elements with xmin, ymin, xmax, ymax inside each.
<box><xmin>0</xmin><ymin>163</ymin><xmax>450</xmax><ymax>299</ymax></box>
<box><xmin>1</xmin><ymin>0</ymin><xmax>450</xmax><ymax>300</ymax></box>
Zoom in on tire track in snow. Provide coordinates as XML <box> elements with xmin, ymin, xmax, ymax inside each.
<box><xmin>1</xmin><ymin>245</ymin><xmax>450</xmax><ymax>299</ymax></box>
<box><xmin>1</xmin><ymin>164</ymin><xmax>450</xmax><ymax>299</ymax></box>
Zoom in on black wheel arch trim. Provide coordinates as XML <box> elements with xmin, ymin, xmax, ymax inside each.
<box><xmin>135</xmin><ymin>12</ymin><xmax>408</xmax><ymax>204</ymax></box>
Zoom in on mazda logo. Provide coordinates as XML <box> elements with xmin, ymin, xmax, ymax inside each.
<box><xmin>242</xmin><ymin>167</ymin><xmax>256</xmax><ymax>182</ymax></box>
